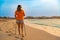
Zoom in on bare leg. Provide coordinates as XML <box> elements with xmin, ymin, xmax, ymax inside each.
<box><xmin>21</xmin><ymin>23</ymin><xmax>24</xmax><ymax>37</ymax></box>
<box><xmin>17</xmin><ymin>23</ymin><xmax>20</xmax><ymax>35</ymax></box>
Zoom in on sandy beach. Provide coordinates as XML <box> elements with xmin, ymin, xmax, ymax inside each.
<box><xmin>0</xmin><ymin>19</ymin><xmax>60</xmax><ymax>40</ymax></box>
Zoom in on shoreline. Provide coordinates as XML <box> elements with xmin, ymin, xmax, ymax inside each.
<box><xmin>25</xmin><ymin>21</ymin><xmax>60</xmax><ymax>37</ymax></box>
<box><xmin>24</xmin><ymin>24</ymin><xmax>60</xmax><ymax>40</ymax></box>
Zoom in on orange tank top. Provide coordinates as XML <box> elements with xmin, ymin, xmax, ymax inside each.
<box><xmin>15</xmin><ymin>10</ymin><xmax>25</xmax><ymax>20</ymax></box>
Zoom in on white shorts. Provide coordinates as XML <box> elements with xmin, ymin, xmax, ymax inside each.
<box><xmin>16</xmin><ymin>20</ymin><xmax>24</xmax><ymax>24</ymax></box>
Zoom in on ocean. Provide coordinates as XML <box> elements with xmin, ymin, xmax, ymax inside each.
<box><xmin>25</xmin><ymin>19</ymin><xmax>60</xmax><ymax>28</ymax></box>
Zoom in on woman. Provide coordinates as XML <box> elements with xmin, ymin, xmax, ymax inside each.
<box><xmin>15</xmin><ymin>5</ymin><xmax>25</xmax><ymax>37</ymax></box>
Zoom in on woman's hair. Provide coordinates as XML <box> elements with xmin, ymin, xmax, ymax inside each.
<box><xmin>17</xmin><ymin>5</ymin><xmax>22</xmax><ymax>11</ymax></box>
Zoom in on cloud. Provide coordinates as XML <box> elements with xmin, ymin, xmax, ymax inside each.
<box><xmin>30</xmin><ymin>0</ymin><xmax>59</xmax><ymax>9</ymax></box>
<box><xmin>24</xmin><ymin>0</ymin><xmax>59</xmax><ymax>16</ymax></box>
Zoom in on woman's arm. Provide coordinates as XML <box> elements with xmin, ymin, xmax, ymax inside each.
<box><xmin>24</xmin><ymin>13</ymin><xmax>25</xmax><ymax>16</ymax></box>
<box><xmin>15</xmin><ymin>11</ymin><xmax>17</xmax><ymax>18</ymax></box>
<box><xmin>15</xmin><ymin>15</ymin><xmax>16</xmax><ymax>18</ymax></box>
<box><xmin>23</xmin><ymin>10</ymin><xmax>25</xmax><ymax>16</ymax></box>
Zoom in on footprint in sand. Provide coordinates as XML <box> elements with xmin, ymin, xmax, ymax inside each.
<box><xmin>0</xmin><ymin>28</ymin><xmax>2</xmax><ymax>31</ymax></box>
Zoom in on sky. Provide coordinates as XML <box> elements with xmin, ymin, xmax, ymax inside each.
<box><xmin>0</xmin><ymin>0</ymin><xmax>60</xmax><ymax>17</ymax></box>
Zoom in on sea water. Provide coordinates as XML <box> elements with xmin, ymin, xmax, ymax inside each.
<box><xmin>25</xmin><ymin>19</ymin><xmax>60</xmax><ymax>28</ymax></box>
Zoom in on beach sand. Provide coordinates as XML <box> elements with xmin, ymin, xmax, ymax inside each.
<box><xmin>0</xmin><ymin>19</ymin><xmax>60</xmax><ymax>40</ymax></box>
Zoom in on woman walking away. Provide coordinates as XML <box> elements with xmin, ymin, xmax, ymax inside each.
<box><xmin>15</xmin><ymin>5</ymin><xmax>25</xmax><ymax>37</ymax></box>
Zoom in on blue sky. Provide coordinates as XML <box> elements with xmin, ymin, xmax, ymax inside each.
<box><xmin>0</xmin><ymin>0</ymin><xmax>60</xmax><ymax>17</ymax></box>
